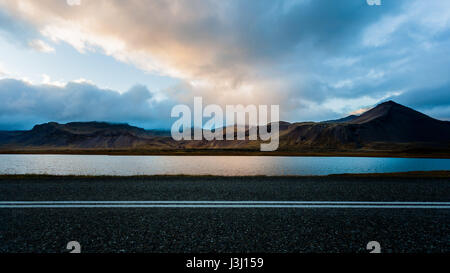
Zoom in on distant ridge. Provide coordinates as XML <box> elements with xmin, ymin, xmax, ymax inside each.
<box><xmin>0</xmin><ymin>101</ymin><xmax>449</xmax><ymax>157</ymax></box>
<box><xmin>1</xmin><ymin>121</ymin><xmax>172</xmax><ymax>149</ymax></box>
<box><xmin>323</xmin><ymin>115</ymin><xmax>358</xmax><ymax>123</ymax></box>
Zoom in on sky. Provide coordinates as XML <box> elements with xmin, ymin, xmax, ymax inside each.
<box><xmin>0</xmin><ymin>0</ymin><xmax>449</xmax><ymax>130</ymax></box>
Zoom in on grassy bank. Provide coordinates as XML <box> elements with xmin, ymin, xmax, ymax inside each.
<box><xmin>1</xmin><ymin>149</ymin><xmax>450</xmax><ymax>158</ymax></box>
<box><xmin>0</xmin><ymin>170</ymin><xmax>449</xmax><ymax>179</ymax></box>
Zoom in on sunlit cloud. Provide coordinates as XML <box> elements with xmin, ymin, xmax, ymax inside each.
<box><xmin>41</xmin><ymin>74</ymin><xmax>65</xmax><ymax>87</ymax></box>
<box><xmin>350</xmin><ymin>107</ymin><xmax>372</xmax><ymax>116</ymax></box>
<box><xmin>66</xmin><ymin>0</ymin><xmax>81</xmax><ymax>7</ymax></box>
<box><xmin>28</xmin><ymin>39</ymin><xmax>55</xmax><ymax>53</ymax></box>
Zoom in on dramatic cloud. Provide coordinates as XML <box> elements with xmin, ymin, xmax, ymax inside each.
<box><xmin>0</xmin><ymin>0</ymin><xmax>449</xmax><ymax>127</ymax></box>
<box><xmin>0</xmin><ymin>78</ymin><xmax>175</xmax><ymax>130</ymax></box>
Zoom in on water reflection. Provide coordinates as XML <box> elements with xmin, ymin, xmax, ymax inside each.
<box><xmin>0</xmin><ymin>155</ymin><xmax>449</xmax><ymax>176</ymax></box>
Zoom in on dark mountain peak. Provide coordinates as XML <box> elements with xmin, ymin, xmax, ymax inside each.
<box><xmin>323</xmin><ymin>101</ymin><xmax>407</xmax><ymax>125</ymax></box>
<box><xmin>379</xmin><ymin>100</ymin><xmax>399</xmax><ymax>106</ymax></box>
<box><xmin>350</xmin><ymin>100</ymin><xmax>428</xmax><ymax>124</ymax></box>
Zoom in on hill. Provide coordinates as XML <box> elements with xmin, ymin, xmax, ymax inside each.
<box><xmin>0</xmin><ymin>101</ymin><xmax>449</xmax><ymax>157</ymax></box>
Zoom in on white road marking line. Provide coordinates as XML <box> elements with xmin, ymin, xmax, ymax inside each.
<box><xmin>0</xmin><ymin>201</ymin><xmax>450</xmax><ymax>204</ymax></box>
<box><xmin>0</xmin><ymin>201</ymin><xmax>449</xmax><ymax>209</ymax></box>
<box><xmin>0</xmin><ymin>205</ymin><xmax>449</xmax><ymax>209</ymax></box>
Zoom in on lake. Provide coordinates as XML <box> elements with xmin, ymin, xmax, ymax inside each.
<box><xmin>0</xmin><ymin>154</ymin><xmax>449</xmax><ymax>176</ymax></box>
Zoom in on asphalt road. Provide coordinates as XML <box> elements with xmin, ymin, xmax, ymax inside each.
<box><xmin>0</xmin><ymin>176</ymin><xmax>449</xmax><ymax>253</ymax></box>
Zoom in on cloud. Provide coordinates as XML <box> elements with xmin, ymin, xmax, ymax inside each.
<box><xmin>387</xmin><ymin>82</ymin><xmax>450</xmax><ymax>115</ymax></box>
<box><xmin>66</xmin><ymin>0</ymin><xmax>81</xmax><ymax>7</ymax></box>
<box><xmin>0</xmin><ymin>78</ymin><xmax>175</xmax><ymax>130</ymax></box>
<box><xmin>0</xmin><ymin>0</ymin><xmax>449</xmax><ymax>122</ymax></box>
<box><xmin>350</xmin><ymin>107</ymin><xmax>372</xmax><ymax>116</ymax></box>
<box><xmin>0</xmin><ymin>7</ymin><xmax>38</xmax><ymax>47</ymax></box>
<box><xmin>0</xmin><ymin>64</ymin><xmax>7</xmax><ymax>78</ymax></box>
<box><xmin>0</xmin><ymin>1</ymin><xmax>395</xmax><ymax>88</ymax></box>
<box><xmin>28</xmin><ymin>39</ymin><xmax>55</xmax><ymax>53</ymax></box>
<box><xmin>41</xmin><ymin>74</ymin><xmax>65</xmax><ymax>87</ymax></box>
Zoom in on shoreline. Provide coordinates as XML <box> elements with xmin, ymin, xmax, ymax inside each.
<box><xmin>1</xmin><ymin>170</ymin><xmax>449</xmax><ymax>179</ymax></box>
<box><xmin>1</xmin><ymin>150</ymin><xmax>450</xmax><ymax>158</ymax></box>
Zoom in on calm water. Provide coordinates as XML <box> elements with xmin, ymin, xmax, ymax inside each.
<box><xmin>0</xmin><ymin>154</ymin><xmax>449</xmax><ymax>176</ymax></box>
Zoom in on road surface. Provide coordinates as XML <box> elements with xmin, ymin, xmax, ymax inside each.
<box><xmin>0</xmin><ymin>175</ymin><xmax>448</xmax><ymax>253</ymax></box>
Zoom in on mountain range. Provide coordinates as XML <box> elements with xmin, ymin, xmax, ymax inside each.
<box><xmin>1</xmin><ymin>101</ymin><xmax>449</xmax><ymax>157</ymax></box>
